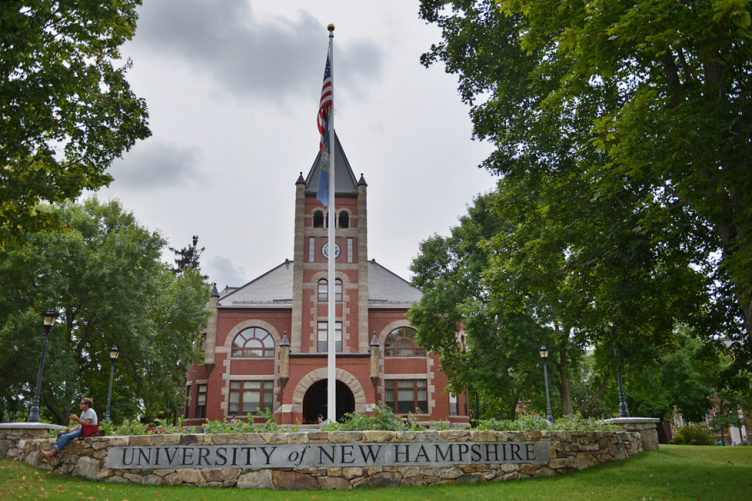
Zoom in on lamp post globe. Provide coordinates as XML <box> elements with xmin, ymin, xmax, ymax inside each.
<box><xmin>27</xmin><ymin>308</ymin><xmax>59</xmax><ymax>423</ymax></box>
<box><xmin>104</xmin><ymin>346</ymin><xmax>119</xmax><ymax>423</ymax></box>
<box><xmin>538</xmin><ymin>345</ymin><xmax>554</xmax><ymax>425</ymax></box>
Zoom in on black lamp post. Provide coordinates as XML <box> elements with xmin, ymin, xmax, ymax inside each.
<box><xmin>614</xmin><ymin>345</ymin><xmax>630</xmax><ymax>418</ymax></box>
<box><xmin>104</xmin><ymin>346</ymin><xmax>120</xmax><ymax>423</ymax></box>
<box><xmin>539</xmin><ymin>345</ymin><xmax>555</xmax><ymax>424</ymax></box>
<box><xmin>609</xmin><ymin>322</ymin><xmax>630</xmax><ymax>418</ymax></box>
<box><xmin>166</xmin><ymin>371</ymin><xmax>172</xmax><ymax>426</ymax></box>
<box><xmin>27</xmin><ymin>309</ymin><xmax>59</xmax><ymax>422</ymax></box>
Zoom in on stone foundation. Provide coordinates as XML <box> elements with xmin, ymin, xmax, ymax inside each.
<box><xmin>17</xmin><ymin>428</ymin><xmax>645</xmax><ymax>489</ymax></box>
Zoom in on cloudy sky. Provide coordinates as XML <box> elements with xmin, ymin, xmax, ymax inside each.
<box><xmin>92</xmin><ymin>0</ymin><xmax>498</xmax><ymax>290</ymax></box>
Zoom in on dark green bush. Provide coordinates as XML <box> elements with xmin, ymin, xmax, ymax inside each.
<box><xmin>670</xmin><ymin>423</ymin><xmax>716</xmax><ymax>445</ymax></box>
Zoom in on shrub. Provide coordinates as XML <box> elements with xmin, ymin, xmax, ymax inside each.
<box><xmin>203</xmin><ymin>408</ymin><xmax>288</xmax><ymax>434</ymax></box>
<box><xmin>323</xmin><ymin>405</ymin><xmax>427</xmax><ymax>431</ymax></box>
<box><xmin>670</xmin><ymin>423</ymin><xmax>715</xmax><ymax>445</ymax></box>
<box><xmin>475</xmin><ymin>413</ymin><xmax>620</xmax><ymax>432</ymax></box>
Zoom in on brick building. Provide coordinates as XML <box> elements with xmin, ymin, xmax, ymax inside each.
<box><xmin>183</xmin><ymin>135</ymin><xmax>469</xmax><ymax>426</ymax></box>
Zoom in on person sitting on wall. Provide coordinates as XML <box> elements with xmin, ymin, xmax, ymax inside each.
<box><xmin>40</xmin><ymin>397</ymin><xmax>98</xmax><ymax>460</ymax></box>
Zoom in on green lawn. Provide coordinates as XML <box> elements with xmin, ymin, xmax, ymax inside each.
<box><xmin>1</xmin><ymin>445</ymin><xmax>750</xmax><ymax>500</ymax></box>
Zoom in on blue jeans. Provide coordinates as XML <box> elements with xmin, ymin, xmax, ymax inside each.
<box><xmin>52</xmin><ymin>428</ymin><xmax>82</xmax><ymax>452</ymax></box>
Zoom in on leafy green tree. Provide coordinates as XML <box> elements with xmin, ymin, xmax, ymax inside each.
<box><xmin>0</xmin><ymin>0</ymin><xmax>150</xmax><ymax>248</ymax></box>
<box><xmin>409</xmin><ymin>193</ymin><xmax>565</xmax><ymax>420</ymax></box>
<box><xmin>419</xmin><ymin>0</ymin><xmax>751</xmax><ymax>360</ymax></box>
<box><xmin>0</xmin><ymin>198</ymin><xmax>210</xmax><ymax>423</ymax></box>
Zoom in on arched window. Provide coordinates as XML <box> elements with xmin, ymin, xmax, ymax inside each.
<box><xmin>317</xmin><ymin>279</ymin><xmax>342</xmax><ymax>302</ymax></box>
<box><xmin>338</xmin><ymin>211</ymin><xmax>349</xmax><ymax>228</ymax></box>
<box><xmin>232</xmin><ymin>327</ymin><xmax>274</xmax><ymax>357</ymax></box>
<box><xmin>313</xmin><ymin>211</ymin><xmax>324</xmax><ymax>228</ymax></box>
<box><xmin>384</xmin><ymin>327</ymin><xmax>425</xmax><ymax>356</ymax></box>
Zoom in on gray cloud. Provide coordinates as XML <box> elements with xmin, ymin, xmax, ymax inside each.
<box><xmin>206</xmin><ymin>254</ymin><xmax>247</xmax><ymax>291</ymax></box>
<box><xmin>131</xmin><ymin>0</ymin><xmax>383</xmax><ymax>102</ymax></box>
<box><xmin>109</xmin><ymin>140</ymin><xmax>203</xmax><ymax>190</ymax></box>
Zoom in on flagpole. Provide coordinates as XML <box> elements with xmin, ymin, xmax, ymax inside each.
<box><xmin>326</xmin><ymin>24</ymin><xmax>337</xmax><ymax>424</ymax></box>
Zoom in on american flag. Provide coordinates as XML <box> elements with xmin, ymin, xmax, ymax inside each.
<box><xmin>318</xmin><ymin>54</ymin><xmax>333</xmax><ymax>151</ymax></box>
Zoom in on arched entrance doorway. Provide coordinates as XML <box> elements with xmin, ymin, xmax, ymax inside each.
<box><xmin>302</xmin><ymin>380</ymin><xmax>354</xmax><ymax>423</ymax></box>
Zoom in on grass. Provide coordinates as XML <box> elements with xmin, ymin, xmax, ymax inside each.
<box><xmin>1</xmin><ymin>445</ymin><xmax>750</xmax><ymax>500</ymax></box>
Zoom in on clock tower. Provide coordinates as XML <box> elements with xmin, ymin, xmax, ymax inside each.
<box><xmin>290</xmin><ymin>133</ymin><xmax>369</xmax><ymax>354</ymax></box>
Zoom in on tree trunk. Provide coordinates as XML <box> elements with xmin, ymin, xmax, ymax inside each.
<box><xmin>576</xmin><ymin>368</ymin><xmax>611</xmax><ymax>415</ymax></box>
<box><xmin>42</xmin><ymin>391</ymin><xmax>67</xmax><ymax>425</ymax></box>
<box><xmin>557</xmin><ymin>338</ymin><xmax>573</xmax><ymax>415</ymax></box>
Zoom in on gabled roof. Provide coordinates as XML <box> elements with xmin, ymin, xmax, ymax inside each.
<box><xmin>304</xmin><ymin>131</ymin><xmax>359</xmax><ymax>198</ymax></box>
<box><xmin>368</xmin><ymin>259</ymin><xmax>423</xmax><ymax>308</ymax></box>
<box><xmin>217</xmin><ymin>259</ymin><xmax>422</xmax><ymax>309</ymax></box>
<box><xmin>217</xmin><ymin>260</ymin><xmax>294</xmax><ymax>308</ymax></box>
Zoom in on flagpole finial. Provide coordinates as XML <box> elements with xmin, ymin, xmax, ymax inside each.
<box><xmin>327</xmin><ymin>24</ymin><xmax>335</xmax><ymax>32</ymax></box>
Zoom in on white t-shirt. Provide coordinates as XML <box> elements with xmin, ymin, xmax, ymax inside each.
<box><xmin>81</xmin><ymin>408</ymin><xmax>98</xmax><ymax>425</ymax></box>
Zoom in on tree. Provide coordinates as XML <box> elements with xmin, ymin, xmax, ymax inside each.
<box><xmin>419</xmin><ymin>0</ymin><xmax>751</xmax><ymax>360</ymax></box>
<box><xmin>0</xmin><ymin>198</ymin><xmax>210</xmax><ymax>423</ymax></box>
<box><xmin>0</xmin><ymin>1</ymin><xmax>150</xmax><ymax>248</ymax></box>
<box><xmin>409</xmin><ymin>193</ymin><xmax>565</xmax><ymax>420</ymax></box>
<box><xmin>169</xmin><ymin>235</ymin><xmax>207</xmax><ymax>278</ymax></box>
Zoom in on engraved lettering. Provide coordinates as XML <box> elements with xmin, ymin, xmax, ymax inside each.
<box><xmin>526</xmin><ymin>443</ymin><xmax>536</xmax><ymax>461</ymax></box>
<box><xmin>164</xmin><ymin>447</ymin><xmax>179</xmax><ymax>465</ymax></box>
<box><xmin>240</xmin><ymin>447</ymin><xmax>256</xmax><ymax>465</ymax></box>
<box><xmin>122</xmin><ymin>448</ymin><xmax>134</xmax><ymax>466</ymax></box>
<box><xmin>485</xmin><ymin>443</ymin><xmax>499</xmax><ymax>462</ymax></box>
<box><xmin>318</xmin><ymin>445</ymin><xmax>336</xmax><ymax>465</ymax></box>
<box><xmin>216</xmin><ymin>447</ymin><xmax>227</xmax><ymax>466</ymax></box>
<box><xmin>197</xmin><ymin>447</ymin><xmax>210</xmax><ymax>466</ymax></box>
<box><xmin>471</xmin><ymin>444</ymin><xmax>482</xmax><ymax>462</ymax></box>
<box><xmin>137</xmin><ymin>448</ymin><xmax>151</xmax><ymax>466</ymax></box>
<box><xmin>511</xmin><ymin>444</ymin><xmax>523</xmax><ymax>461</ymax></box>
<box><xmin>414</xmin><ymin>445</ymin><xmax>430</xmax><ymax>463</ymax></box>
<box><xmin>182</xmin><ymin>447</ymin><xmax>194</xmax><ymax>466</ymax></box>
<box><xmin>393</xmin><ymin>444</ymin><xmax>410</xmax><ymax>463</ymax></box>
<box><xmin>260</xmin><ymin>447</ymin><xmax>275</xmax><ymax>465</ymax></box>
<box><xmin>340</xmin><ymin>445</ymin><xmax>355</xmax><ymax>464</ymax></box>
<box><xmin>358</xmin><ymin>444</ymin><xmax>382</xmax><ymax>463</ymax></box>
<box><xmin>434</xmin><ymin>444</ymin><xmax>453</xmax><ymax>462</ymax></box>
<box><xmin>457</xmin><ymin>444</ymin><xmax>469</xmax><ymax>462</ymax></box>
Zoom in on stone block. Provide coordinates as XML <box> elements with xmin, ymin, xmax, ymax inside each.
<box><xmin>439</xmin><ymin>467</ymin><xmax>463</xmax><ymax>479</ymax></box>
<box><xmin>129</xmin><ymin>436</ymin><xmax>152</xmax><ymax>447</ymax></box>
<box><xmin>534</xmin><ymin>467</ymin><xmax>556</xmax><ymax>478</ymax></box>
<box><xmin>287</xmin><ymin>432</ymin><xmax>311</xmax><ymax>444</ymax></box>
<box><xmin>273</xmin><ymin>470</ymin><xmax>320</xmax><ymax>490</ymax></box>
<box><xmin>354</xmin><ymin>471</ymin><xmax>402</xmax><ymax>488</ymax></box>
<box><xmin>123</xmin><ymin>472</ymin><xmax>144</xmax><ymax>484</ymax></box>
<box><xmin>457</xmin><ymin>473</ymin><xmax>483</xmax><ymax>483</ymax></box>
<box><xmin>328</xmin><ymin>431</ymin><xmax>363</xmax><ymax>443</ymax></box>
<box><xmin>438</xmin><ymin>430</ymin><xmax>470</xmax><ymax>441</ymax></box>
<box><xmin>74</xmin><ymin>456</ymin><xmax>100</xmax><ymax>481</ymax></box>
<box><xmin>176</xmin><ymin>468</ymin><xmax>206</xmax><ymax>485</ymax></box>
<box><xmin>318</xmin><ymin>475</ymin><xmax>351</xmax><ymax>489</ymax></box>
<box><xmin>142</xmin><ymin>474</ymin><xmax>163</xmax><ymax>485</ymax></box>
<box><xmin>400</xmin><ymin>475</ymin><xmax>428</xmax><ymax>486</ymax></box>
<box><xmin>574</xmin><ymin>452</ymin><xmax>599</xmax><ymax>470</ymax></box>
<box><xmin>341</xmin><ymin>467</ymin><xmax>365</xmax><ymax>479</ymax></box>
<box><xmin>362</xmin><ymin>430</ymin><xmax>395</xmax><ymax>443</ymax></box>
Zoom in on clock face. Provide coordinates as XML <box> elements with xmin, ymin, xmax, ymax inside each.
<box><xmin>322</xmin><ymin>242</ymin><xmax>341</xmax><ymax>259</ymax></box>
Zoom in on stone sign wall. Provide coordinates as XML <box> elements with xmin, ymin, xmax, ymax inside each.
<box><xmin>17</xmin><ymin>428</ymin><xmax>644</xmax><ymax>489</ymax></box>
